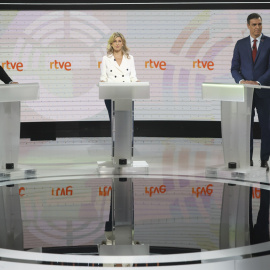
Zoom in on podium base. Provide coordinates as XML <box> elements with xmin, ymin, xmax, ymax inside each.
<box><xmin>205</xmin><ymin>164</ymin><xmax>266</xmax><ymax>181</ymax></box>
<box><xmin>99</xmin><ymin>244</ymin><xmax>149</xmax><ymax>256</ymax></box>
<box><xmin>0</xmin><ymin>166</ymin><xmax>36</xmax><ymax>182</ymax></box>
<box><xmin>97</xmin><ymin>161</ymin><xmax>148</xmax><ymax>175</ymax></box>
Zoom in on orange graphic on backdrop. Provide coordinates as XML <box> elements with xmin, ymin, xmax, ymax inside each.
<box><xmin>193</xmin><ymin>59</ymin><xmax>214</xmax><ymax>70</ymax></box>
<box><xmin>2</xmin><ymin>61</ymin><xmax>23</xmax><ymax>71</ymax></box>
<box><xmin>145</xmin><ymin>59</ymin><xmax>166</xmax><ymax>70</ymax></box>
<box><xmin>50</xmin><ymin>60</ymin><xmax>71</xmax><ymax>71</ymax></box>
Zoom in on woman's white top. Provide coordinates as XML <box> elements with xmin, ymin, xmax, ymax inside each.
<box><xmin>100</xmin><ymin>54</ymin><xmax>138</xmax><ymax>82</ymax></box>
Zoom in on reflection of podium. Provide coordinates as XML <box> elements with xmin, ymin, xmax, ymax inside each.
<box><xmin>202</xmin><ymin>82</ymin><xmax>268</xmax><ymax>180</ymax></box>
<box><xmin>0</xmin><ymin>83</ymin><xmax>39</xmax><ymax>174</ymax></box>
<box><xmin>98</xmin><ymin>82</ymin><xmax>150</xmax><ymax>174</ymax></box>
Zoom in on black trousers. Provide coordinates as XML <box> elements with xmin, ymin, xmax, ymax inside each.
<box><xmin>104</xmin><ymin>99</ymin><xmax>112</xmax><ymax>121</ymax></box>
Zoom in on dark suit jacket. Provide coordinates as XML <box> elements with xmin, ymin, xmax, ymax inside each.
<box><xmin>0</xmin><ymin>66</ymin><xmax>12</xmax><ymax>84</ymax></box>
<box><xmin>231</xmin><ymin>34</ymin><xmax>270</xmax><ymax>98</ymax></box>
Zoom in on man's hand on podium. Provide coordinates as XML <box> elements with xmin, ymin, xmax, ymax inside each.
<box><xmin>240</xmin><ymin>80</ymin><xmax>259</xmax><ymax>85</ymax></box>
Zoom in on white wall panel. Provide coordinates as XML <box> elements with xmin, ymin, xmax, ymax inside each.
<box><xmin>0</xmin><ymin>10</ymin><xmax>268</xmax><ymax>121</ymax></box>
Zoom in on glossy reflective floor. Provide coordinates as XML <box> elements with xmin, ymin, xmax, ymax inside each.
<box><xmin>1</xmin><ymin>137</ymin><xmax>270</xmax><ymax>260</ymax></box>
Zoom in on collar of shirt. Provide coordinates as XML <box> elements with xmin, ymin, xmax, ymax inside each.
<box><xmin>250</xmin><ymin>34</ymin><xmax>262</xmax><ymax>49</ymax></box>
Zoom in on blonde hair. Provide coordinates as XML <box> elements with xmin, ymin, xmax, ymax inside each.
<box><xmin>107</xmin><ymin>32</ymin><xmax>130</xmax><ymax>58</ymax></box>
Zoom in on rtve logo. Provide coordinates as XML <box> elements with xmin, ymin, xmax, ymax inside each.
<box><xmin>99</xmin><ymin>186</ymin><xmax>112</xmax><ymax>197</ymax></box>
<box><xmin>252</xmin><ymin>187</ymin><xmax>261</xmax><ymax>199</ymax></box>
<box><xmin>52</xmin><ymin>186</ymin><xmax>73</xmax><ymax>196</ymax></box>
<box><xmin>50</xmin><ymin>60</ymin><xmax>71</xmax><ymax>71</ymax></box>
<box><xmin>2</xmin><ymin>61</ymin><xmax>23</xmax><ymax>72</ymax></box>
<box><xmin>145</xmin><ymin>185</ymin><xmax>166</xmax><ymax>197</ymax></box>
<box><xmin>192</xmin><ymin>184</ymin><xmax>213</xmax><ymax>198</ymax></box>
<box><xmin>193</xmin><ymin>59</ymin><xmax>214</xmax><ymax>70</ymax></box>
<box><xmin>145</xmin><ymin>59</ymin><xmax>166</xmax><ymax>70</ymax></box>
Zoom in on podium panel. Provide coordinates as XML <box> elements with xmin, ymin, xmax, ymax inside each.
<box><xmin>99</xmin><ymin>82</ymin><xmax>150</xmax><ymax>100</ymax></box>
<box><xmin>0</xmin><ymin>83</ymin><xmax>39</xmax><ymax>170</ymax></box>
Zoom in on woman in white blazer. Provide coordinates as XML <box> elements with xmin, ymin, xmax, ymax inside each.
<box><xmin>100</xmin><ymin>32</ymin><xmax>138</xmax><ymax>120</ymax></box>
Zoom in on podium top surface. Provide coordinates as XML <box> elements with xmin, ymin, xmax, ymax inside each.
<box><xmin>99</xmin><ymin>82</ymin><xmax>150</xmax><ymax>100</ymax></box>
<box><xmin>0</xmin><ymin>83</ymin><xmax>39</xmax><ymax>102</ymax></box>
<box><xmin>202</xmin><ymin>82</ymin><xmax>270</xmax><ymax>102</ymax></box>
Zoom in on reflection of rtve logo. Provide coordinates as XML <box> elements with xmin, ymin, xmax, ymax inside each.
<box><xmin>193</xmin><ymin>59</ymin><xmax>214</xmax><ymax>70</ymax></box>
<box><xmin>99</xmin><ymin>186</ymin><xmax>112</xmax><ymax>196</ymax></box>
<box><xmin>50</xmin><ymin>60</ymin><xmax>71</xmax><ymax>71</ymax></box>
<box><xmin>252</xmin><ymin>187</ymin><xmax>261</xmax><ymax>199</ymax></box>
<box><xmin>145</xmin><ymin>185</ymin><xmax>166</xmax><ymax>197</ymax></box>
<box><xmin>52</xmin><ymin>186</ymin><xmax>73</xmax><ymax>196</ymax></box>
<box><xmin>192</xmin><ymin>184</ymin><xmax>213</xmax><ymax>198</ymax></box>
<box><xmin>19</xmin><ymin>187</ymin><xmax>25</xmax><ymax>197</ymax></box>
<box><xmin>2</xmin><ymin>61</ymin><xmax>23</xmax><ymax>71</ymax></box>
<box><xmin>145</xmin><ymin>59</ymin><xmax>166</xmax><ymax>70</ymax></box>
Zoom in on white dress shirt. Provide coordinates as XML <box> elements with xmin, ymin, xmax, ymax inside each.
<box><xmin>100</xmin><ymin>54</ymin><xmax>138</xmax><ymax>83</ymax></box>
<box><xmin>250</xmin><ymin>34</ymin><xmax>262</xmax><ymax>49</ymax></box>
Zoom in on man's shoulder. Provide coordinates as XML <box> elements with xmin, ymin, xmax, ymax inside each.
<box><xmin>236</xmin><ymin>36</ymin><xmax>249</xmax><ymax>44</ymax></box>
<box><xmin>261</xmin><ymin>34</ymin><xmax>270</xmax><ymax>42</ymax></box>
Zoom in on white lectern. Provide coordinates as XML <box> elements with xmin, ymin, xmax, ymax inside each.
<box><xmin>202</xmin><ymin>82</ymin><xmax>269</xmax><ymax>250</ymax></box>
<box><xmin>202</xmin><ymin>82</ymin><xmax>269</xmax><ymax>180</ymax></box>
<box><xmin>98</xmin><ymin>82</ymin><xmax>150</xmax><ymax>174</ymax></box>
<box><xmin>0</xmin><ymin>83</ymin><xmax>39</xmax><ymax>175</ymax></box>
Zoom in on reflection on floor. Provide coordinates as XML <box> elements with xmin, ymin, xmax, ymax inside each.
<box><xmin>19</xmin><ymin>137</ymin><xmax>226</xmax><ymax>176</ymax></box>
<box><xmin>8</xmin><ymin>138</ymin><xmax>267</xmax><ymax>251</ymax></box>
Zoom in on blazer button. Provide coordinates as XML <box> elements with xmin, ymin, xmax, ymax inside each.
<box><xmin>126</xmin><ymin>69</ymin><xmax>128</xmax><ymax>71</ymax></box>
<box><xmin>122</xmin><ymin>75</ymin><xmax>124</xmax><ymax>77</ymax></box>
<box><xmin>115</xmin><ymin>76</ymin><xmax>117</xmax><ymax>78</ymax></box>
<box><xmin>110</xmin><ymin>70</ymin><xmax>112</xmax><ymax>72</ymax></box>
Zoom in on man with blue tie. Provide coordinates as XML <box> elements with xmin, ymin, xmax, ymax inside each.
<box><xmin>231</xmin><ymin>13</ymin><xmax>270</xmax><ymax>171</ymax></box>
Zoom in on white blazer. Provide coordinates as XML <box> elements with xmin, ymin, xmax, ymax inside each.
<box><xmin>100</xmin><ymin>54</ymin><xmax>138</xmax><ymax>82</ymax></box>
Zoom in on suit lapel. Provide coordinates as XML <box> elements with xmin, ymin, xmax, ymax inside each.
<box><xmin>255</xmin><ymin>34</ymin><xmax>265</xmax><ymax>63</ymax></box>
<box><xmin>111</xmin><ymin>56</ymin><xmax>121</xmax><ymax>72</ymax></box>
<box><xmin>244</xmin><ymin>36</ymin><xmax>253</xmax><ymax>63</ymax></box>
<box><xmin>111</xmin><ymin>55</ymin><xmax>126</xmax><ymax>73</ymax></box>
<box><xmin>114</xmin><ymin>55</ymin><xmax>128</xmax><ymax>73</ymax></box>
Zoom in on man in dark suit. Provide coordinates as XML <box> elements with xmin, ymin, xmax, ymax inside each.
<box><xmin>231</xmin><ymin>13</ymin><xmax>270</xmax><ymax>171</ymax></box>
<box><xmin>0</xmin><ymin>65</ymin><xmax>14</xmax><ymax>84</ymax></box>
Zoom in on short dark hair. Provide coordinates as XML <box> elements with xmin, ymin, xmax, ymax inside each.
<box><xmin>247</xmin><ymin>13</ymin><xmax>262</xmax><ymax>24</ymax></box>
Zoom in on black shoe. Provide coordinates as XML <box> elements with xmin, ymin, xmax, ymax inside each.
<box><xmin>250</xmin><ymin>160</ymin><xmax>253</xmax><ymax>166</ymax></box>
<box><xmin>261</xmin><ymin>160</ymin><xmax>269</xmax><ymax>172</ymax></box>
